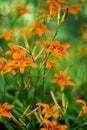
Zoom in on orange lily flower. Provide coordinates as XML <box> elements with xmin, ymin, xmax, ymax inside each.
<box><xmin>51</xmin><ymin>70</ymin><xmax>75</xmax><ymax>91</ymax></box>
<box><xmin>76</xmin><ymin>99</ymin><xmax>87</xmax><ymax>114</ymax></box>
<box><xmin>36</xmin><ymin>40</ymin><xmax>50</xmax><ymax>48</ymax></box>
<box><xmin>5</xmin><ymin>43</ymin><xmax>37</xmax><ymax>74</ymax></box>
<box><xmin>46</xmin><ymin>41</ymin><xmax>70</xmax><ymax>59</ymax></box>
<box><xmin>0</xmin><ymin>103</ymin><xmax>14</xmax><ymax>118</ymax></box>
<box><xmin>20</xmin><ymin>27</ymin><xmax>30</xmax><ymax>36</ymax></box>
<box><xmin>15</xmin><ymin>6</ymin><xmax>31</xmax><ymax>16</ymax></box>
<box><xmin>40</xmin><ymin>119</ymin><xmax>68</xmax><ymax>130</ymax></box>
<box><xmin>45</xmin><ymin>0</ymin><xmax>68</xmax><ymax>5</ymax></box>
<box><xmin>43</xmin><ymin>0</ymin><xmax>68</xmax><ymax>17</ymax></box>
<box><xmin>0</xmin><ymin>57</ymin><xmax>16</xmax><ymax>75</ymax></box>
<box><xmin>37</xmin><ymin>102</ymin><xmax>60</xmax><ymax>119</ymax></box>
<box><xmin>68</xmin><ymin>4</ymin><xmax>81</xmax><ymax>15</ymax></box>
<box><xmin>6</xmin><ymin>43</ymin><xmax>26</xmax><ymax>59</ymax></box>
<box><xmin>14</xmin><ymin>54</ymin><xmax>37</xmax><ymax>74</ymax></box>
<box><xmin>46</xmin><ymin>59</ymin><xmax>60</xmax><ymax>69</ymax></box>
<box><xmin>30</xmin><ymin>22</ymin><xmax>52</xmax><ymax>37</ymax></box>
<box><xmin>0</xmin><ymin>30</ymin><xmax>16</xmax><ymax>41</ymax></box>
<box><xmin>6</xmin><ymin>43</ymin><xmax>21</xmax><ymax>54</ymax></box>
<box><xmin>63</xmin><ymin>4</ymin><xmax>81</xmax><ymax>15</ymax></box>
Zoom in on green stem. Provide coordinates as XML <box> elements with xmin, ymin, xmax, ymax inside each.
<box><xmin>3</xmin><ymin>78</ymin><xmax>6</xmax><ymax>102</ymax></box>
<box><xmin>41</xmin><ymin>56</ymin><xmax>47</xmax><ymax>102</ymax></box>
<box><xmin>20</xmin><ymin>74</ymin><xmax>26</xmax><ymax>111</ymax></box>
<box><xmin>33</xmin><ymin>70</ymin><xmax>40</xmax><ymax>107</ymax></box>
<box><xmin>52</xmin><ymin>23</ymin><xmax>61</xmax><ymax>41</ymax></box>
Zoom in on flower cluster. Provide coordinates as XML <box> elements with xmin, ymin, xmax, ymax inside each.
<box><xmin>36</xmin><ymin>102</ymin><xmax>67</xmax><ymax>130</ymax></box>
<box><xmin>0</xmin><ymin>43</ymin><xmax>37</xmax><ymax>75</ymax></box>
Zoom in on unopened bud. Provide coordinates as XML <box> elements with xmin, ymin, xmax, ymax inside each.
<box><xmin>61</xmin><ymin>8</ymin><xmax>68</xmax><ymax>24</ymax></box>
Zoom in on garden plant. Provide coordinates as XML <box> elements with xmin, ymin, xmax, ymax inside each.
<box><xmin>0</xmin><ymin>0</ymin><xmax>87</xmax><ymax>130</ymax></box>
